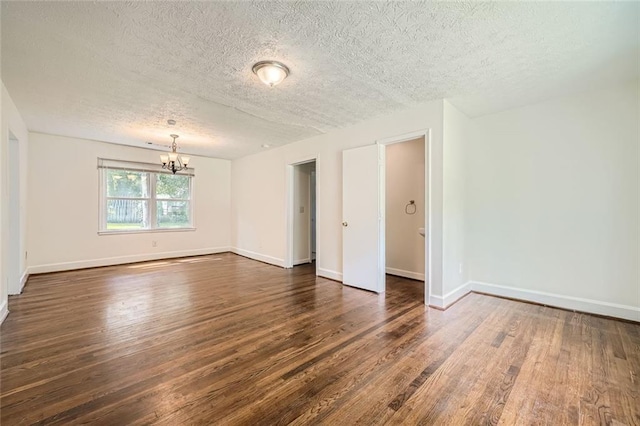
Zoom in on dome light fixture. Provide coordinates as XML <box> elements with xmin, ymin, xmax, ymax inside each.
<box><xmin>160</xmin><ymin>134</ymin><xmax>190</xmax><ymax>174</ymax></box>
<box><xmin>252</xmin><ymin>60</ymin><xmax>290</xmax><ymax>87</ymax></box>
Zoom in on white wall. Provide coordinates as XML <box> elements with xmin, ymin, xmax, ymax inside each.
<box><xmin>232</xmin><ymin>100</ymin><xmax>451</xmax><ymax>302</ymax></box>
<box><xmin>1</xmin><ymin>83</ymin><xmax>29</xmax><ymax>323</ymax></box>
<box><xmin>28</xmin><ymin>133</ymin><xmax>231</xmax><ymax>272</ymax></box>
<box><xmin>466</xmin><ymin>80</ymin><xmax>639</xmax><ymax>320</ymax></box>
<box><xmin>385</xmin><ymin>137</ymin><xmax>425</xmax><ymax>280</ymax></box>
<box><xmin>293</xmin><ymin>162</ymin><xmax>313</xmax><ymax>264</ymax></box>
<box><xmin>441</xmin><ymin>101</ymin><xmax>471</xmax><ymax>301</ymax></box>
<box><xmin>231</xmin><ymin>148</ymin><xmax>287</xmax><ymax>266</ymax></box>
<box><xmin>4</xmin><ymin>78</ymin><xmax>635</xmax><ymax>323</ymax></box>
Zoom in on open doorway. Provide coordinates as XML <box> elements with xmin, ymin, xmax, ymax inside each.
<box><xmin>288</xmin><ymin>160</ymin><xmax>317</xmax><ymax>271</ymax></box>
<box><xmin>341</xmin><ymin>130</ymin><xmax>432</xmax><ymax>302</ymax></box>
<box><xmin>384</xmin><ymin>136</ymin><xmax>426</xmax><ymax>301</ymax></box>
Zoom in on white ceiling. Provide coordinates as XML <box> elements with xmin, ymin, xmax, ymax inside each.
<box><xmin>1</xmin><ymin>2</ymin><xmax>638</xmax><ymax>159</ymax></box>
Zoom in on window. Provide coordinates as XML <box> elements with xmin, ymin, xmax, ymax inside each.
<box><xmin>99</xmin><ymin>159</ymin><xmax>194</xmax><ymax>233</ymax></box>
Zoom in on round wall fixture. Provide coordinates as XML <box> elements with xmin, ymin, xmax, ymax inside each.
<box><xmin>252</xmin><ymin>61</ymin><xmax>290</xmax><ymax>87</ymax></box>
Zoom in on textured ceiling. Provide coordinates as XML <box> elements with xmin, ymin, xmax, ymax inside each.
<box><xmin>1</xmin><ymin>2</ymin><xmax>638</xmax><ymax>159</ymax></box>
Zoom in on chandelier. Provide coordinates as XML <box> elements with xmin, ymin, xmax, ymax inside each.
<box><xmin>160</xmin><ymin>134</ymin><xmax>190</xmax><ymax>174</ymax></box>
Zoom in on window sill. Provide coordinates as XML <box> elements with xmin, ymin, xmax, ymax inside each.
<box><xmin>98</xmin><ymin>227</ymin><xmax>196</xmax><ymax>236</ymax></box>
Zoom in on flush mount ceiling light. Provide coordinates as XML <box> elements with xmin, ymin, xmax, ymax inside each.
<box><xmin>252</xmin><ymin>61</ymin><xmax>290</xmax><ymax>87</ymax></box>
<box><xmin>160</xmin><ymin>134</ymin><xmax>190</xmax><ymax>174</ymax></box>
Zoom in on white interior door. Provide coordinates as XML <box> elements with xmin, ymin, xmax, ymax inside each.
<box><xmin>342</xmin><ymin>144</ymin><xmax>385</xmax><ymax>293</ymax></box>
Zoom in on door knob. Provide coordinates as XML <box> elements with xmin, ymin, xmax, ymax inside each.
<box><xmin>342</xmin><ymin>221</ymin><xmax>348</xmax><ymax>227</ymax></box>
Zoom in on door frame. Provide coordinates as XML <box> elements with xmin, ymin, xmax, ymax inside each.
<box><xmin>6</xmin><ymin>131</ymin><xmax>22</xmax><ymax>295</ymax></box>
<box><xmin>377</xmin><ymin>129</ymin><xmax>432</xmax><ymax>305</ymax></box>
<box><xmin>285</xmin><ymin>154</ymin><xmax>319</xmax><ymax>270</ymax></box>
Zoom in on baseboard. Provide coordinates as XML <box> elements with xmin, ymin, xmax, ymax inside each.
<box><xmin>470</xmin><ymin>281</ymin><xmax>640</xmax><ymax>322</ymax></box>
<box><xmin>230</xmin><ymin>247</ymin><xmax>285</xmax><ymax>268</ymax></box>
<box><xmin>28</xmin><ymin>247</ymin><xmax>231</xmax><ymax>274</ymax></box>
<box><xmin>294</xmin><ymin>258</ymin><xmax>311</xmax><ymax>266</ymax></box>
<box><xmin>19</xmin><ymin>270</ymin><xmax>29</xmax><ymax>293</ymax></box>
<box><xmin>429</xmin><ymin>282</ymin><xmax>471</xmax><ymax>309</ymax></box>
<box><xmin>386</xmin><ymin>267</ymin><xmax>425</xmax><ymax>281</ymax></box>
<box><xmin>317</xmin><ymin>268</ymin><xmax>343</xmax><ymax>282</ymax></box>
<box><xmin>7</xmin><ymin>269</ymin><xmax>30</xmax><ymax>296</ymax></box>
<box><xmin>0</xmin><ymin>299</ymin><xmax>8</xmax><ymax>325</ymax></box>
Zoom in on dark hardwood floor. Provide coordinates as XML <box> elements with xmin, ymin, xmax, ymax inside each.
<box><xmin>1</xmin><ymin>253</ymin><xmax>638</xmax><ymax>425</ymax></box>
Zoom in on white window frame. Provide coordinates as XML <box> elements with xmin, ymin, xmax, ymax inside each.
<box><xmin>98</xmin><ymin>158</ymin><xmax>195</xmax><ymax>235</ymax></box>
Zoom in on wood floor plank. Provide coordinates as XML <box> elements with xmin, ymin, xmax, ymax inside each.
<box><xmin>1</xmin><ymin>253</ymin><xmax>638</xmax><ymax>425</ymax></box>
<box><xmin>450</xmin><ymin>307</ymin><xmax>537</xmax><ymax>425</ymax></box>
<box><xmin>383</xmin><ymin>298</ymin><xmax>527</xmax><ymax>425</ymax></box>
<box><xmin>288</xmin><ymin>306</ymin><xmax>460</xmax><ymax>426</ymax></box>
<box><xmin>161</xmin><ymin>302</ymin><xmax>426</xmax><ymax>425</ymax></box>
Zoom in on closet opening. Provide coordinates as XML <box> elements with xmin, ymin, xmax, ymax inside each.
<box><xmin>384</xmin><ymin>136</ymin><xmax>426</xmax><ymax>301</ymax></box>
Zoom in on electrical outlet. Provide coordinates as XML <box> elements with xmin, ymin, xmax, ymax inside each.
<box><xmin>25</xmin><ymin>251</ymin><xmax>28</xmax><ymax>260</ymax></box>
<box><xmin>152</xmin><ymin>241</ymin><xmax>158</xmax><ymax>247</ymax></box>
<box><xmin>299</xmin><ymin>206</ymin><xmax>304</xmax><ymax>213</ymax></box>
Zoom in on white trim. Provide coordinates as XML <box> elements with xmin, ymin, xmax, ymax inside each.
<box><xmin>285</xmin><ymin>154</ymin><xmax>320</xmax><ymax>270</ymax></box>
<box><xmin>386</xmin><ymin>267</ymin><xmax>425</xmax><ymax>281</ymax></box>
<box><xmin>19</xmin><ymin>270</ymin><xmax>28</xmax><ymax>293</ymax></box>
<box><xmin>6</xmin><ymin>133</ymin><xmax>22</xmax><ymax>296</ymax></box>
<box><xmin>98</xmin><ymin>227</ymin><xmax>196</xmax><ymax>236</ymax></box>
<box><xmin>378</xmin><ymin>144</ymin><xmax>386</xmax><ymax>293</ymax></box>
<box><xmin>377</xmin><ymin>129</ymin><xmax>429</xmax><ymax>146</ymax></box>
<box><xmin>429</xmin><ymin>282</ymin><xmax>471</xmax><ymax>309</ymax></box>
<box><xmin>0</xmin><ymin>300</ymin><xmax>9</xmax><ymax>325</ymax></box>
<box><xmin>428</xmin><ymin>295</ymin><xmax>444</xmax><ymax>309</ymax></box>
<box><xmin>98</xmin><ymin>165</ymin><xmax>194</xmax><ymax>232</ymax></box>
<box><xmin>317</xmin><ymin>268</ymin><xmax>343</xmax><ymax>282</ymax></box>
<box><xmin>376</xmin><ymin>129</ymin><xmax>433</xmax><ymax>305</ymax></box>
<box><xmin>294</xmin><ymin>258</ymin><xmax>311</xmax><ymax>266</ymax></box>
<box><xmin>231</xmin><ymin>247</ymin><xmax>285</xmax><ymax>268</ymax></box>
<box><xmin>446</xmin><ymin>282</ymin><xmax>472</xmax><ymax>306</ymax></box>
<box><xmin>426</xmin><ymin>129</ymin><xmax>434</xmax><ymax>308</ymax></box>
<box><xmin>28</xmin><ymin>247</ymin><xmax>230</xmax><ymax>274</ymax></box>
<box><xmin>285</xmin><ymin>165</ymin><xmax>294</xmax><ymax>268</ymax></box>
<box><xmin>7</xmin><ymin>267</ymin><xmax>29</xmax><ymax>296</ymax></box>
<box><xmin>470</xmin><ymin>281</ymin><xmax>640</xmax><ymax>322</ymax></box>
